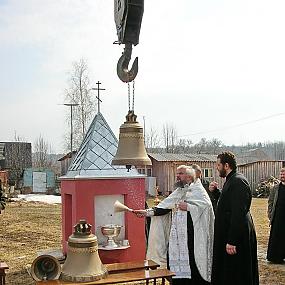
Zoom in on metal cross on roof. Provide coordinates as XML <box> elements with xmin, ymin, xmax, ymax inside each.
<box><xmin>91</xmin><ymin>81</ymin><xmax>105</xmax><ymax>113</ymax></box>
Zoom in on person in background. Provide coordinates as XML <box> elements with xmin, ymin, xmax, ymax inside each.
<box><xmin>134</xmin><ymin>165</ymin><xmax>214</xmax><ymax>285</ymax></box>
<box><xmin>191</xmin><ymin>164</ymin><xmax>218</xmax><ymax>213</ymax></box>
<box><xmin>0</xmin><ymin>180</ymin><xmax>6</xmax><ymax>213</ymax></box>
<box><xmin>267</xmin><ymin>167</ymin><xmax>285</xmax><ymax>264</ymax></box>
<box><xmin>209</xmin><ymin>151</ymin><xmax>259</xmax><ymax>285</ymax></box>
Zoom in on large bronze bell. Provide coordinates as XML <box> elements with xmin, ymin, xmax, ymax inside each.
<box><xmin>112</xmin><ymin>110</ymin><xmax>152</xmax><ymax>169</ymax></box>
<box><xmin>61</xmin><ymin>220</ymin><xmax>108</xmax><ymax>283</ymax></box>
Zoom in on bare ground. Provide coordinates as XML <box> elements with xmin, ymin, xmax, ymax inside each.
<box><xmin>0</xmin><ymin>198</ymin><xmax>284</xmax><ymax>284</ymax></box>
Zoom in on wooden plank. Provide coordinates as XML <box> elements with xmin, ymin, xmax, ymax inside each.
<box><xmin>106</xmin><ymin>260</ymin><xmax>159</xmax><ymax>273</ymax></box>
<box><xmin>36</xmin><ymin>269</ymin><xmax>175</xmax><ymax>285</ymax></box>
<box><xmin>0</xmin><ymin>263</ymin><xmax>8</xmax><ymax>270</ymax></box>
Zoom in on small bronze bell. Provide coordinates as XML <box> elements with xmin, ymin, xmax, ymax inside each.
<box><xmin>61</xmin><ymin>220</ymin><xmax>107</xmax><ymax>283</ymax></box>
<box><xmin>112</xmin><ymin>110</ymin><xmax>152</xmax><ymax>169</ymax></box>
<box><xmin>30</xmin><ymin>255</ymin><xmax>61</xmax><ymax>281</ymax></box>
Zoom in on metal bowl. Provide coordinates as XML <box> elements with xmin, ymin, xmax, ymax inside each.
<box><xmin>100</xmin><ymin>224</ymin><xmax>122</xmax><ymax>238</ymax></box>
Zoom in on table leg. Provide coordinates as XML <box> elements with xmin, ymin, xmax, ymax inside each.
<box><xmin>167</xmin><ymin>276</ymin><xmax>173</xmax><ymax>285</ymax></box>
<box><xmin>0</xmin><ymin>271</ymin><xmax>4</xmax><ymax>285</ymax></box>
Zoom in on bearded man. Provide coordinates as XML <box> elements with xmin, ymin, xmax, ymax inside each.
<box><xmin>267</xmin><ymin>167</ymin><xmax>285</xmax><ymax>263</ymax></box>
<box><xmin>209</xmin><ymin>151</ymin><xmax>259</xmax><ymax>285</ymax></box>
<box><xmin>134</xmin><ymin>165</ymin><xmax>214</xmax><ymax>285</ymax></box>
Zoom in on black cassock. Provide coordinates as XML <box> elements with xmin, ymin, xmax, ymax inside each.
<box><xmin>211</xmin><ymin>171</ymin><xmax>259</xmax><ymax>285</ymax></box>
<box><xmin>267</xmin><ymin>183</ymin><xmax>285</xmax><ymax>263</ymax></box>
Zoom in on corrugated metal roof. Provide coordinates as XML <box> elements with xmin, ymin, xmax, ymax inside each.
<box><xmin>148</xmin><ymin>153</ymin><xmax>217</xmax><ymax>162</ymax></box>
<box><xmin>58</xmin><ymin>150</ymin><xmax>77</xmax><ymax>161</ymax></box>
<box><xmin>148</xmin><ymin>152</ymin><xmax>284</xmax><ymax>166</ymax></box>
<box><xmin>237</xmin><ymin>160</ymin><xmax>285</xmax><ymax>167</ymax></box>
<box><xmin>63</xmin><ymin>112</ymin><xmax>141</xmax><ymax>178</ymax></box>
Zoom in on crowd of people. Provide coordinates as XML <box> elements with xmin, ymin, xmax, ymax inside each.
<box><xmin>134</xmin><ymin>151</ymin><xmax>285</xmax><ymax>285</ymax></box>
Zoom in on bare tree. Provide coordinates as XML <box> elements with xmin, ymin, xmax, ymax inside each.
<box><xmin>33</xmin><ymin>135</ymin><xmax>53</xmax><ymax>168</ymax></box>
<box><xmin>208</xmin><ymin>138</ymin><xmax>223</xmax><ymax>154</ymax></box>
<box><xmin>194</xmin><ymin>138</ymin><xmax>208</xmax><ymax>154</ymax></box>
<box><xmin>14</xmin><ymin>131</ymin><xmax>26</xmax><ymax>142</ymax></box>
<box><xmin>173</xmin><ymin>139</ymin><xmax>193</xmax><ymax>153</ymax></box>
<box><xmin>145</xmin><ymin>127</ymin><xmax>161</xmax><ymax>151</ymax></box>
<box><xmin>162</xmin><ymin>123</ymin><xmax>177</xmax><ymax>153</ymax></box>
<box><xmin>64</xmin><ymin>58</ymin><xmax>95</xmax><ymax>150</ymax></box>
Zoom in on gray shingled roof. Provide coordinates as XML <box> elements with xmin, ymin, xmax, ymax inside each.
<box><xmin>63</xmin><ymin>112</ymin><xmax>141</xmax><ymax>178</ymax></box>
<box><xmin>148</xmin><ymin>153</ymin><xmax>217</xmax><ymax>162</ymax></box>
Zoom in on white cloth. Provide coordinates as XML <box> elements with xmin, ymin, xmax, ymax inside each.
<box><xmin>169</xmin><ymin>210</ymin><xmax>191</xmax><ymax>279</ymax></box>
<box><xmin>146</xmin><ymin>179</ymin><xmax>215</xmax><ymax>282</ymax></box>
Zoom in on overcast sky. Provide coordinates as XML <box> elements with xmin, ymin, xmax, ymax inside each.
<box><xmin>1</xmin><ymin>0</ymin><xmax>285</xmax><ymax>153</ymax></box>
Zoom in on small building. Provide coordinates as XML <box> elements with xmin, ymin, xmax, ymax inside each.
<box><xmin>238</xmin><ymin>160</ymin><xmax>285</xmax><ymax>192</ymax></box>
<box><xmin>0</xmin><ymin>170</ymin><xmax>9</xmax><ymax>190</ymax></box>
<box><xmin>60</xmin><ymin>111</ymin><xmax>146</xmax><ymax>264</ymax></box>
<box><xmin>147</xmin><ymin>153</ymin><xmax>220</xmax><ymax>195</ymax></box>
<box><xmin>147</xmin><ymin>152</ymin><xmax>285</xmax><ymax>195</ymax></box>
<box><xmin>58</xmin><ymin>151</ymin><xmax>77</xmax><ymax>176</ymax></box>
<box><xmin>0</xmin><ymin>141</ymin><xmax>32</xmax><ymax>188</ymax></box>
<box><xmin>23</xmin><ymin>168</ymin><xmax>56</xmax><ymax>194</ymax></box>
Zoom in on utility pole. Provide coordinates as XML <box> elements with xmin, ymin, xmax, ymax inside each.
<box><xmin>64</xmin><ymin>103</ymin><xmax>79</xmax><ymax>152</ymax></box>
<box><xmin>91</xmin><ymin>81</ymin><xmax>105</xmax><ymax>113</ymax></box>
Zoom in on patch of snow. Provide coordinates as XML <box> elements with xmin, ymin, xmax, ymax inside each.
<box><xmin>12</xmin><ymin>194</ymin><xmax>61</xmax><ymax>204</ymax></box>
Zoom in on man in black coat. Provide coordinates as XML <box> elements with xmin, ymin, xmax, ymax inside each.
<box><xmin>267</xmin><ymin>167</ymin><xmax>285</xmax><ymax>263</ymax></box>
<box><xmin>209</xmin><ymin>151</ymin><xmax>259</xmax><ymax>285</ymax></box>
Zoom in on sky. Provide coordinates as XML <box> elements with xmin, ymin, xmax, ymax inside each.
<box><xmin>1</xmin><ymin>0</ymin><xmax>285</xmax><ymax>153</ymax></box>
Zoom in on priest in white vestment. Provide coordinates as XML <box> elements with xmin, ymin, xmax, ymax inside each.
<box><xmin>134</xmin><ymin>165</ymin><xmax>215</xmax><ymax>285</ymax></box>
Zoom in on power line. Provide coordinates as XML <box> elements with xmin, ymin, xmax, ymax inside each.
<box><xmin>179</xmin><ymin>112</ymin><xmax>285</xmax><ymax>138</ymax></box>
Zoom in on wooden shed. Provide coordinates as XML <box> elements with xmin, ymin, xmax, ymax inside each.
<box><xmin>58</xmin><ymin>151</ymin><xmax>77</xmax><ymax>176</ymax></box>
<box><xmin>23</xmin><ymin>168</ymin><xmax>56</xmax><ymax>194</ymax></box>
<box><xmin>146</xmin><ymin>153</ymin><xmax>222</xmax><ymax>195</ymax></box>
<box><xmin>237</xmin><ymin>160</ymin><xmax>285</xmax><ymax>192</ymax></box>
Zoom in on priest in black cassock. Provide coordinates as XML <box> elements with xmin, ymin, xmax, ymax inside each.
<box><xmin>209</xmin><ymin>151</ymin><xmax>259</xmax><ymax>285</ymax></box>
<box><xmin>267</xmin><ymin>167</ymin><xmax>285</xmax><ymax>264</ymax></box>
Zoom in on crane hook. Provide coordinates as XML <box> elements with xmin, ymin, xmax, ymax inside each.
<box><xmin>117</xmin><ymin>43</ymin><xmax>138</xmax><ymax>83</ymax></box>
